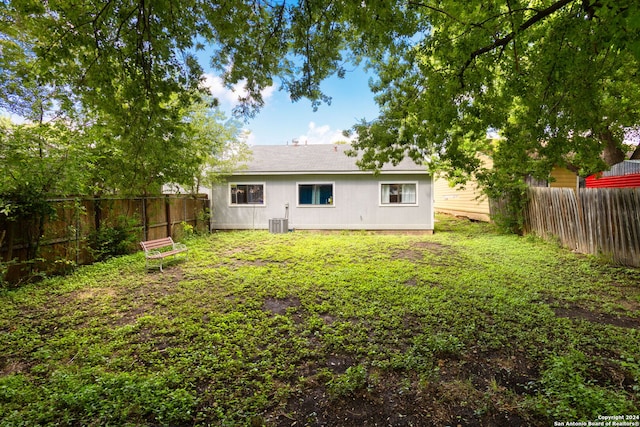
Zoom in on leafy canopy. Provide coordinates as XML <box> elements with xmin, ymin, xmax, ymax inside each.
<box><xmin>2</xmin><ymin>0</ymin><xmax>640</xmax><ymax>193</ymax></box>
<box><xmin>347</xmin><ymin>1</ymin><xmax>640</xmax><ymax>183</ymax></box>
<box><xmin>1</xmin><ymin>1</ymin><xmax>251</xmax><ymax>196</ymax></box>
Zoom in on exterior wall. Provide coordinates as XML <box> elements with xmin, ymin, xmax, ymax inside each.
<box><xmin>433</xmin><ymin>176</ymin><xmax>491</xmax><ymax>222</ymax></box>
<box><xmin>211</xmin><ymin>174</ymin><xmax>433</xmax><ymax>230</ymax></box>
<box><xmin>433</xmin><ymin>162</ymin><xmax>576</xmax><ymax>222</ymax></box>
<box><xmin>550</xmin><ymin>166</ymin><xmax>578</xmax><ymax>190</ymax></box>
<box><xmin>433</xmin><ymin>154</ymin><xmax>492</xmax><ymax>222</ymax></box>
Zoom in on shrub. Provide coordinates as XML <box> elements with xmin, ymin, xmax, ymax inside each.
<box><xmin>88</xmin><ymin>216</ymin><xmax>141</xmax><ymax>261</ymax></box>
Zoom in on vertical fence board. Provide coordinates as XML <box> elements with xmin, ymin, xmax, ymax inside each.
<box><xmin>524</xmin><ymin>187</ymin><xmax>639</xmax><ymax>267</ymax></box>
<box><xmin>1</xmin><ymin>194</ymin><xmax>210</xmax><ymax>283</ymax></box>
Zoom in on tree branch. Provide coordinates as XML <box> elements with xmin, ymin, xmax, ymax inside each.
<box><xmin>407</xmin><ymin>1</ymin><xmax>466</xmax><ymax>25</ymax></box>
<box><xmin>458</xmin><ymin>0</ymin><xmax>576</xmax><ymax>87</ymax></box>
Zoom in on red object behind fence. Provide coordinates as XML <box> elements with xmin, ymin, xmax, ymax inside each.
<box><xmin>585</xmin><ymin>173</ymin><xmax>640</xmax><ymax>188</ymax></box>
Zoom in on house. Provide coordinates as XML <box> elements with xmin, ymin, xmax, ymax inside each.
<box><xmin>586</xmin><ymin>160</ymin><xmax>640</xmax><ymax>188</ymax></box>
<box><xmin>434</xmin><ymin>155</ymin><xmax>493</xmax><ymax>222</ymax></box>
<box><xmin>210</xmin><ymin>144</ymin><xmax>434</xmax><ymax>232</ymax></box>
<box><xmin>434</xmin><ymin>155</ymin><xmax>579</xmax><ymax>222</ymax></box>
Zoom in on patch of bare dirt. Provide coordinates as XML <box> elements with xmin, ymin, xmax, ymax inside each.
<box><xmin>263</xmin><ymin>297</ymin><xmax>302</xmax><ymax>316</ymax></box>
<box><xmin>266</xmin><ymin>348</ymin><xmax>547</xmax><ymax>427</ymax></box>
<box><xmin>269</xmin><ymin>367</ymin><xmax>545</xmax><ymax>426</ymax></box>
<box><xmin>553</xmin><ymin>305</ymin><xmax>640</xmax><ymax>328</ymax></box>
<box><xmin>0</xmin><ymin>360</ymin><xmax>28</xmax><ymax>376</ymax></box>
<box><xmin>404</xmin><ymin>277</ymin><xmax>418</xmax><ymax>287</ymax></box>
<box><xmin>73</xmin><ymin>287</ymin><xmax>118</xmax><ymax>301</ymax></box>
<box><xmin>319</xmin><ymin>313</ymin><xmax>336</xmax><ymax>325</ymax></box>
<box><xmin>412</xmin><ymin>241</ymin><xmax>448</xmax><ymax>251</ymax></box>
<box><xmin>395</xmin><ymin>249</ymin><xmax>425</xmax><ymax>262</ymax></box>
<box><xmin>394</xmin><ymin>241</ymin><xmax>449</xmax><ymax>263</ymax></box>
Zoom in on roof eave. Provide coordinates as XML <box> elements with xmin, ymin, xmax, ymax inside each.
<box><xmin>231</xmin><ymin>170</ymin><xmax>431</xmax><ymax>176</ymax></box>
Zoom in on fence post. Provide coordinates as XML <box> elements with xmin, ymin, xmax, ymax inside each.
<box><xmin>75</xmin><ymin>198</ymin><xmax>80</xmax><ymax>265</ymax></box>
<box><xmin>165</xmin><ymin>195</ymin><xmax>172</xmax><ymax>238</ymax></box>
<box><xmin>184</xmin><ymin>197</ymin><xmax>188</xmax><ymax>228</ymax></box>
<box><xmin>94</xmin><ymin>197</ymin><xmax>102</xmax><ymax>231</ymax></box>
<box><xmin>142</xmin><ymin>197</ymin><xmax>148</xmax><ymax>241</ymax></box>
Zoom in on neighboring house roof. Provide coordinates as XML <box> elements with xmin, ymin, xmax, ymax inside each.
<box><xmin>598</xmin><ymin>160</ymin><xmax>640</xmax><ymax>177</ymax></box>
<box><xmin>235</xmin><ymin>144</ymin><xmax>428</xmax><ymax>175</ymax></box>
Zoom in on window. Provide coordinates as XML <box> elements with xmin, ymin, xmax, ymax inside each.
<box><xmin>230</xmin><ymin>183</ymin><xmax>264</xmax><ymax>205</ymax></box>
<box><xmin>298</xmin><ymin>183</ymin><xmax>334</xmax><ymax>206</ymax></box>
<box><xmin>381</xmin><ymin>183</ymin><xmax>417</xmax><ymax>205</ymax></box>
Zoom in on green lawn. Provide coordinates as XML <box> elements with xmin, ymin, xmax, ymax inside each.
<box><xmin>1</xmin><ymin>215</ymin><xmax>639</xmax><ymax>426</ymax></box>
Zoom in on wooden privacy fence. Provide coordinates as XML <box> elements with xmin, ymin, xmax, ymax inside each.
<box><xmin>524</xmin><ymin>187</ymin><xmax>640</xmax><ymax>267</ymax></box>
<box><xmin>1</xmin><ymin>194</ymin><xmax>209</xmax><ymax>282</ymax></box>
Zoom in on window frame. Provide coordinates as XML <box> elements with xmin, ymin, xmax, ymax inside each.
<box><xmin>379</xmin><ymin>181</ymin><xmax>419</xmax><ymax>206</ymax></box>
<box><xmin>296</xmin><ymin>182</ymin><xmax>335</xmax><ymax>207</ymax></box>
<box><xmin>228</xmin><ymin>182</ymin><xmax>266</xmax><ymax>207</ymax></box>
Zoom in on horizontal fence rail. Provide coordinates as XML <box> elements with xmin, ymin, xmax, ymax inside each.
<box><xmin>523</xmin><ymin>187</ymin><xmax>640</xmax><ymax>267</ymax></box>
<box><xmin>1</xmin><ymin>195</ymin><xmax>209</xmax><ymax>283</ymax></box>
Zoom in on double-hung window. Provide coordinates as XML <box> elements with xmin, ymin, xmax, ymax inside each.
<box><xmin>298</xmin><ymin>183</ymin><xmax>334</xmax><ymax>206</ymax></box>
<box><xmin>380</xmin><ymin>183</ymin><xmax>417</xmax><ymax>205</ymax></box>
<box><xmin>230</xmin><ymin>183</ymin><xmax>265</xmax><ymax>205</ymax></box>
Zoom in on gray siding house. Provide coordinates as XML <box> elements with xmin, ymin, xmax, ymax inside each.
<box><xmin>211</xmin><ymin>144</ymin><xmax>434</xmax><ymax>232</ymax></box>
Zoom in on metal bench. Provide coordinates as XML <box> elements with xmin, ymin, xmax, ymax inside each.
<box><xmin>140</xmin><ymin>237</ymin><xmax>188</xmax><ymax>272</ymax></box>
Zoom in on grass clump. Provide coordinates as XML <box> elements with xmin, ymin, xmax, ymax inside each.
<box><xmin>0</xmin><ymin>214</ymin><xmax>638</xmax><ymax>426</ymax></box>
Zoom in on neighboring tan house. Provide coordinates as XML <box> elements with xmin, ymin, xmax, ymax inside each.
<box><xmin>548</xmin><ymin>166</ymin><xmax>580</xmax><ymax>190</ymax></box>
<box><xmin>434</xmin><ymin>155</ymin><xmax>579</xmax><ymax>222</ymax></box>
<box><xmin>210</xmin><ymin>144</ymin><xmax>434</xmax><ymax>232</ymax></box>
<box><xmin>434</xmin><ymin>155</ymin><xmax>493</xmax><ymax>222</ymax></box>
<box><xmin>434</xmin><ymin>178</ymin><xmax>491</xmax><ymax>222</ymax></box>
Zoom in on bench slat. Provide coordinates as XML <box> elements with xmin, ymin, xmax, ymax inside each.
<box><xmin>140</xmin><ymin>238</ymin><xmax>175</xmax><ymax>251</ymax></box>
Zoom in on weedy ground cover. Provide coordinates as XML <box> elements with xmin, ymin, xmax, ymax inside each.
<box><xmin>0</xmin><ymin>215</ymin><xmax>638</xmax><ymax>426</ymax></box>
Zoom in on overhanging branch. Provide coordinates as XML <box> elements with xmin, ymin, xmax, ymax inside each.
<box><xmin>458</xmin><ymin>0</ymin><xmax>576</xmax><ymax>87</ymax></box>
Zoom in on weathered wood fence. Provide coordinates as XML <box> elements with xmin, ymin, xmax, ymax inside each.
<box><xmin>523</xmin><ymin>187</ymin><xmax>640</xmax><ymax>267</ymax></box>
<box><xmin>1</xmin><ymin>195</ymin><xmax>209</xmax><ymax>282</ymax></box>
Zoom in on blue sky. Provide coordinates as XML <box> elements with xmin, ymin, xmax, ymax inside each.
<box><xmin>1</xmin><ymin>53</ymin><xmax>381</xmax><ymax>146</ymax></box>
<box><xmin>202</xmin><ymin>66</ymin><xmax>381</xmax><ymax>146</ymax></box>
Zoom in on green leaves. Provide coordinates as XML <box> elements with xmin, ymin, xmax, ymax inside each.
<box><xmin>347</xmin><ymin>1</ymin><xmax>640</xmax><ymax>206</ymax></box>
<box><xmin>4</xmin><ymin>1</ymin><xmax>640</xmax><ymax>218</ymax></box>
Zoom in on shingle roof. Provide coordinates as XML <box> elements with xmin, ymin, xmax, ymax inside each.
<box><xmin>237</xmin><ymin>144</ymin><xmax>427</xmax><ymax>175</ymax></box>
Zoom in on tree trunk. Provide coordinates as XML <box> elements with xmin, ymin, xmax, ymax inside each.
<box><xmin>631</xmin><ymin>143</ymin><xmax>640</xmax><ymax>160</ymax></box>
<box><xmin>600</xmin><ymin>128</ymin><xmax>626</xmax><ymax>166</ymax></box>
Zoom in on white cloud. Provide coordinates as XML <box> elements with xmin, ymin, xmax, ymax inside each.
<box><xmin>0</xmin><ymin>110</ymin><xmax>27</xmax><ymax>124</ymax></box>
<box><xmin>200</xmin><ymin>73</ymin><xmax>275</xmax><ymax>107</ymax></box>
<box><xmin>296</xmin><ymin>121</ymin><xmax>354</xmax><ymax>145</ymax></box>
<box><xmin>244</xmin><ymin>129</ymin><xmax>257</xmax><ymax>146</ymax></box>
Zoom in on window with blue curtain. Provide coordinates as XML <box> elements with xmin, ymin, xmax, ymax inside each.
<box><xmin>298</xmin><ymin>184</ymin><xmax>333</xmax><ymax>205</ymax></box>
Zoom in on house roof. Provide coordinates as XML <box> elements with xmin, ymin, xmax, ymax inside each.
<box><xmin>236</xmin><ymin>144</ymin><xmax>428</xmax><ymax>175</ymax></box>
<box><xmin>599</xmin><ymin>160</ymin><xmax>640</xmax><ymax>177</ymax></box>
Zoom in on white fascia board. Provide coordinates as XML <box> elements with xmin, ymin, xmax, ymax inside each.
<box><xmin>232</xmin><ymin>170</ymin><xmax>431</xmax><ymax>176</ymax></box>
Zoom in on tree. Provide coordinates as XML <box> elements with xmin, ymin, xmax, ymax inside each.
<box><xmin>0</xmin><ymin>118</ymin><xmax>92</xmax><ymax>263</ymax></box>
<box><xmin>2</xmin><ymin>1</ymin><xmax>254</xmax><ymax>195</ymax></box>
<box><xmin>347</xmin><ymin>1</ymin><xmax>640</xmax><ymax>174</ymax></box>
<box><xmin>4</xmin><ymin>1</ymin><xmax>640</xmax><ymax>205</ymax></box>
<box><xmin>336</xmin><ymin>0</ymin><xmax>640</xmax><ymax>231</ymax></box>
